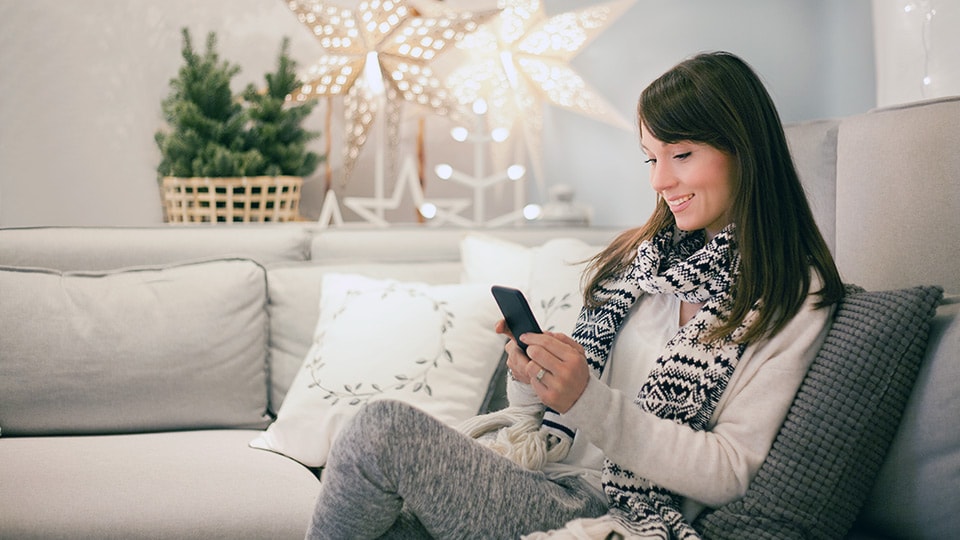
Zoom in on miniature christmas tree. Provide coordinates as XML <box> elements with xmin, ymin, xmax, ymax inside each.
<box><xmin>155</xmin><ymin>28</ymin><xmax>263</xmax><ymax>178</ymax></box>
<box><xmin>243</xmin><ymin>37</ymin><xmax>322</xmax><ymax>177</ymax></box>
<box><xmin>155</xmin><ymin>29</ymin><xmax>322</xmax><ymax>179</ymax></box>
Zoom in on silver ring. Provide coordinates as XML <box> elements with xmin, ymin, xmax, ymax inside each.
<box><xmin>536</xmin><ymin>368</ymin><xmax>546</xmax><ymax>382</ymax></box>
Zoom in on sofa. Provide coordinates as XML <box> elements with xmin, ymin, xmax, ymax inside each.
<box><xmin>1</xmin><ymin>95</ymin><xmax>957</xmax><ymax>539</ymax></box>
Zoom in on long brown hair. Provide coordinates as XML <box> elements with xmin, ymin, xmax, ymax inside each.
<box><xmin>583</xmin><ymin>51</ymin><xmax>843</xmax><ymax>344</ymax></box>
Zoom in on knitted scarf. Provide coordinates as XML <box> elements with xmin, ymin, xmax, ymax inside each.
<box><xmin>460</xmin><ymin>224</ymin><xmax>756</xmax><ymax>539</ymax></box>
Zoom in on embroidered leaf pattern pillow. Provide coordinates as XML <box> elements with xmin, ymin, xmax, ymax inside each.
<box><xmin>305</xmin><ymin>281</ymin><xmax>457</xmax><ymax>405</ymax></box>
<box><xmin>250</xmin><ymin>273</ymin><xmax>504</xmax><ymax>467</ymax></box>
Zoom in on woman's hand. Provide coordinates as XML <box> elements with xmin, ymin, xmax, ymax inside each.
<box><xmin>495</xmin><ymin>320</ymin><xmax>591</xmax><ymax>413</ymax></box>
<box><xmin>495</xmin><ymin>319</ymin><xmax>534</xmax><ymax>385</ymax></box>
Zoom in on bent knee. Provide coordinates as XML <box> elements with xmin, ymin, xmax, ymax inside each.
<box><xmin>331</xmin><ymin>400</ymin><xmax>431</xmax><ymax>467</ymax></box>
<box><xmin>355</xmin><ymin>399</ymin><xmax>423</xmax><ymax>428</ymax></box>
<box><xmin>339</xmin><ymin>400</ymin><xmax>426</xmax><ymax>447</ymax></box>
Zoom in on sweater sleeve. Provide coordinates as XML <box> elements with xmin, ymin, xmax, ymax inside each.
<box><xmin>559</xmin><ymin>282</ymin><xmax>833</xmax><ymax>507</ymax></box>
<box><xmin>506</xmin><ymin>376</ymin><xmax>541</xmax><ymax>407</ymax></box>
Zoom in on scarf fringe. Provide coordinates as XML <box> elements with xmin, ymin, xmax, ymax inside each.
<box><xmin>458</xmin><ymin>405</ymin><xmax>571</xmax><ymax>470</ymax></box>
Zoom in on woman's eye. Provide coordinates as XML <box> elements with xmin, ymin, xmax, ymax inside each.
<box><xmin>674</xmin><ymin>152</ymin><xmax>691</xmax><ymax>160</ymax></box>
<box><xmin>644</xmin><ymin>158</ymin><xmax>657</xmax><ymax>164</ymax></box>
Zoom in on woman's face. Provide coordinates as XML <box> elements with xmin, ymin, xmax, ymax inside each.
<box><xmin>640</xmin><ymin>123</ymin><xmax>736</xmax><ymax>240</ymax></box>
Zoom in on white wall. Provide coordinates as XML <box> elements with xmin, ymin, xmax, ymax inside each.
<box><xmin>0</xmin><ymin>0</ymin><xmax>876</xmax><ymax>228</ymax></box>
<box><xmin>542</xmin><ymin>0</ymin><xmax>877</xmax><ymax>229</ymax></box>
<box><xmin>872</xmin><ymin>0</ymin><xmax>960</xmax><ymax>107</ymax></box>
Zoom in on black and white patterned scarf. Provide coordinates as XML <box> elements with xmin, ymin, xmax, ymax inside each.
<box><xmin>460</xmin><ymin>224</ymin><xmax>756</xmax><ymax>539</ymax></box>
<box><xmin>546</xmin><ymin>224</ymin><xmax>754</xmax><ymax>539</ymax></box>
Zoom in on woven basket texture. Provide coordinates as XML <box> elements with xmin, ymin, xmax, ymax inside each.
<box><xmin>162</xmin><ymin>176</ymin><xmax>302</xmax><ymax>223</ymax></box>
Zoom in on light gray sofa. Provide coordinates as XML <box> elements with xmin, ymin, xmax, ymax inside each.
<box><xmin>1</xmin><ymin>95</ymin><xmax>958</xmax><ymax>539</ymax></box>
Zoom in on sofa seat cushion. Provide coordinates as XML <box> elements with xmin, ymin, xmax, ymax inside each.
<box><xmin>0</xmin><ymin>430</ymin><xmax>319</xmax><ymax>540</ymax></box>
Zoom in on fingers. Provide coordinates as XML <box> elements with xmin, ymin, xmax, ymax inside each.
<box><xmin>519</xmin><ymin>332</ymin><xmax>590</xmax><ymax>413</ymax></box>
<box><xmin>502</xmin><ymin>333</ymin><xmax>534</xmax><ymax>385</ymax></box>
<box><xmin>499</xmin><ymin>326</ymin><xmax>590</xmax><ymax>413</ymax></box>
<box><xmin>550</xmin><ymin>331</ymin><xmax>585</xmax><ymax>352</ymax></box>
<box><xmin>494</xmin><ymin>319</ymin><xmax>514</xmax><ymax>341</ymax></box>
<box><xmin>519</xmin><ymin>331</ymin><xmax>584</xmax><ymax>371</ymax></box>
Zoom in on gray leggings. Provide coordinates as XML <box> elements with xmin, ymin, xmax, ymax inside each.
<box><xmin>305</xmin><ymin>400</ymin><xmax>608</xmax><ymax>539</ymax></box>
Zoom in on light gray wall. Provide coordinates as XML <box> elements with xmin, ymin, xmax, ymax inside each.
<box><xmin>872</xmin><ymin>0</ymin><xmax>960</xmax><ymax>107</ymax></box>
<box><xmin>0</xmin><ymin>0</ymin><xmax>876</xmax><ymax>228</ymax></box>
<box><xmin>541</xmin><ymin>0</ymin><xmax>876</xmax><ymax>228</ymax></box>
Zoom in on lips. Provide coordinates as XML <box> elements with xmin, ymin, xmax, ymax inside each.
<box><xmin>665</xmin><ymin>194</ymin><xmax>694</xmax><ymax>212</ymax></box>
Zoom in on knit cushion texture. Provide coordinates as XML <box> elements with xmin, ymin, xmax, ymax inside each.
<box><xmin>694</xmin><ymin>285</ymin><xmax>943</xmax><ymax>539</ymax></box>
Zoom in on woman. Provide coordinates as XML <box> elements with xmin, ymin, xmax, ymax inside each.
<box><xmin>306</xmin><ymin>51</ymin><xmax>843</xmax><ymax>539</ymax></box>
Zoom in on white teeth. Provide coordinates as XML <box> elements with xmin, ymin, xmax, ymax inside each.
<box><xmin>667</xmin><ymin>194</ymin><xmax>693</xmax><ymax>207</ymax></box>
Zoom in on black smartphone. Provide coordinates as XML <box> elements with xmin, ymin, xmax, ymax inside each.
<box><xmin>491</xmin><ymin>285</ymin><xmax>542</xmax><ymax>354</ymax></box>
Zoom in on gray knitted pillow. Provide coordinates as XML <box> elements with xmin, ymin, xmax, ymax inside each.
<box><xmin>694</xmin><ymin>285</ymin><xmax>943</xmax><ymax>540</ymax></box>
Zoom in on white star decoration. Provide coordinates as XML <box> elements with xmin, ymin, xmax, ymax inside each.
<box><xmin>445</xmin><ymin>0</ymin><xmax>636</xmax><ymax>186</ymax></box>
<box><xmin>284</xmin><ymin>0</ymin><xmax>497</xmax><ymax>176</ymax></box>
<box><xmin>343</xmin><ymin>156</ymin><xmax>471</xmax><ymax>227</ymax></box>
<box><xmin>316</xmin><ymin>189</ymin><xmax>345</xmax><ymax>229</ymax></box>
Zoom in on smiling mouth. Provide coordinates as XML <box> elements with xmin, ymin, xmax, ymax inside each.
<box><xmin>666</xmin><ymin>194</ymin><xmax>694</xmax><ymax>208</ymax></box>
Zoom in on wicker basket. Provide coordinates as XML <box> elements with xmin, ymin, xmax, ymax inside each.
<box><xmin>161</xmin><ymin>176</ymin><xmax>302</xmax><ymax>223</ymax></box>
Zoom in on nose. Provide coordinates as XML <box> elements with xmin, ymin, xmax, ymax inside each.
<box><xmin>649</xmin><ymin>161</ymin><xmax>674</xmax><ymax>195</ymax></box>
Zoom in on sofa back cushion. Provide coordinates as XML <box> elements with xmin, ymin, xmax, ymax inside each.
<box><xmin>308</xmin><ymin>227</ymin><xmax>618</xmax><ymax>264</ymax></box>
<box><xmin>834</xmin><ymin>96</ymin><xmax>960</xmax><ymax>294</ymax></box>
<box><xmin>857</xmin><ymin>296</ymin><xmax>960</xmax><ymax>539</ymax></box>
<box><xmin>784</xmin><ymin>118</ymin><xmax>840</xmax><ymax>256</ymax></box>
<box><xmin>0</xmin><ymin>259</ymin><xmax>271</xmax><ymax>436</ymax></box>
<box><xmin>0</xmin><ymin>225</ymin><xmax>311</xmax><ymax>271</ymax></box>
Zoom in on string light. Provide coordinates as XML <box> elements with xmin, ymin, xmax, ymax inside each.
<box><xmin>903</xmin><ymin>0</ymin><xmax>937</xmax><ymax>96</ymax></box>
<box><xmin>423</xmin><ymin>100</ymin><xmax>530</xmax><ymax>227</ymax></box>
<box><xmin>450</xmin><ymin>126</ymin><xmax>469</xmax><ymax>142</ymax></box>
<box><xmin>507</xmin><ymin>164</ymin><xmax>526</xmax><ymax>180</ymax></box>
<box><xmin>523</xmin><ymin>204</ymin><xmax>542</xmax><ymax>220</ymax></box>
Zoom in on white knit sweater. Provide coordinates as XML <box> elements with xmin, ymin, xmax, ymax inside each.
<box><xmin>507</xmin><ymin>272</ymin><xmax>833</xmax><ymax>522</ymax></box>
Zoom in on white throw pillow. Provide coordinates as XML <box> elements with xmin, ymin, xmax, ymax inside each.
<box><xmin>528</xmin><ymin>238</ymin><xmax>600</xmax><ymax>334</ymax></box>
<box><xmin>459</xmin><ymin>233</ymin><xmax>532</xmax><ymax>290</ymax></box>
<box><xmin>460</xmin><ymin>234</ymin><xmax>601</xmax><ymax>334</ymax></box>
<box><xmin>251</xmin><ymin>273</ymin><xmax>504</xmax><ymax>467</ymax></box>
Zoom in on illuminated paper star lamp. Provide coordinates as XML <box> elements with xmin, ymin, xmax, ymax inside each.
<box><xmin>445</xmin><ymin>0</ymin><xmax>636</xmax><ymax>189</ymax></box>
<box><xmin>285</xmin><ymin>0</ymin><xmax>497</xmax><ymax>179</ymax></box>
